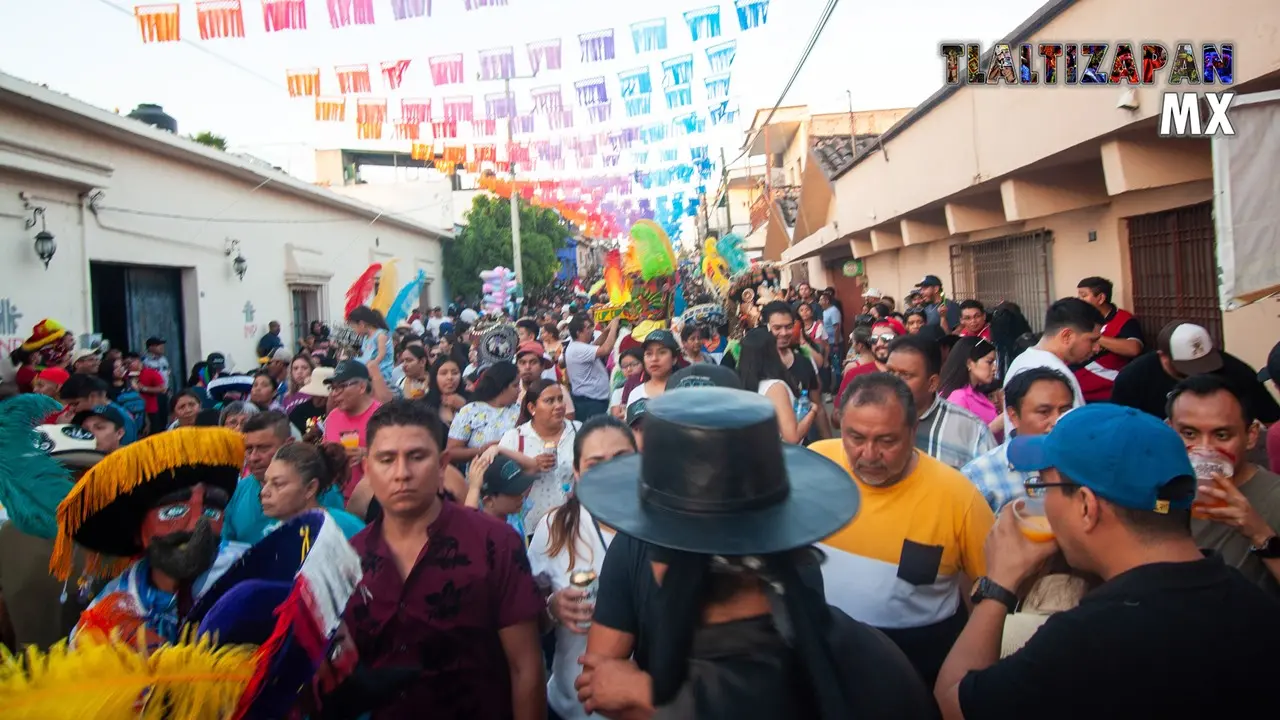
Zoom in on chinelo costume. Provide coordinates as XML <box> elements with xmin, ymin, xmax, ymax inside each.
<box><xmin>6</xmin><ymin>505</ymin><xmax>361</xmax><ymax>718</ymax></box>
<box><xmin>13</xmin><ymin>318</ymin><xmax>74</xmax><ymax>392</ymax></box>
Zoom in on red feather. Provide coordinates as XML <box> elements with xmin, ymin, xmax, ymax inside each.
<box><xmin>344</xmin><ymin>264</ymin><xmax>382</xmax><ymax>319</ymax></box>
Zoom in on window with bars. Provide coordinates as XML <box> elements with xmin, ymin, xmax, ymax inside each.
<box><xmin>1125</xmin><ymin>202</ymin><xmax>1223</xmax><ymax>350</ymax></box>
<box><xmin>949</xmin><ymin>230</ymin><xmax>1054</xmax><ymax>332</ymax></box>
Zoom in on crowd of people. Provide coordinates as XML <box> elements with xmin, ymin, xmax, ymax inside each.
<box><xmin>1</xmin><ymin>266</ymin><xmax>1280</xmax><ymax>719</ymax></box>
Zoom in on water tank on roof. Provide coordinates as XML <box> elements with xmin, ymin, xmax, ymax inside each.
<box><xmin>127</xmin><ymin>104</ymin><xmax>177</xmax><ymax>133</ymax></box>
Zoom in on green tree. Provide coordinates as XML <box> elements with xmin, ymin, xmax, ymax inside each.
<box><xmin>444</xmin><ymin>194</ymin><xmax>568</xmax><ymax>300</ymax></box>
<box><xmin>190</xmin><ymin>131</ymin><xmax>228</xmax><ymax>151</ymax></box>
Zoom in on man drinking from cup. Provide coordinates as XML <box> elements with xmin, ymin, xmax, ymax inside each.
<box><xmin>1166</xmin><ymin>374</ymin><xmax>1280</xmax><ymax>597</ymax></box>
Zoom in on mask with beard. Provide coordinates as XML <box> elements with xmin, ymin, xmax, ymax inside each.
<box><xmin>145</xmin><ymin>516</ymin><xmax>219</xmax><ymax>583</ymax></box>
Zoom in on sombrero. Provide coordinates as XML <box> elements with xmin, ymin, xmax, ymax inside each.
<box><xmin>577</xmin><ymin>387</ymin><xmax>859</xmax><ymax>556</ymax></box>
<box><xmin>208</xmin><ymin>374</ymin><xmax>256</xmax><ymax>403</ymax></box>
<box><xmin>478</xmin><ymin>324</ymin><xmax>519</xmax><ymax>367</ymax></box>
<box><xmin>629</xmin><ymin>319</ymin><xmax>667</xmax><ymax>343</ymax></box>
<box><xmin>51</xmin><ymin>427</ymin><xmax>244</xmax><ymax>579</ymax></box>
<box><xmin>189</xmin><ymin>511</ymin><xmax>362</xmax><ymax>719</ymax></box>
<box><xmin>681</xmin><ymin>303</ymin><xmax>725</xmax><ymax>329</ymax></box>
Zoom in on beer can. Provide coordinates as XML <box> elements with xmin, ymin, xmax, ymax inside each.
<box><xmin>569</xmin><ymin>570</ymin><xmax>598</xmax><ymax>629</ymax></box>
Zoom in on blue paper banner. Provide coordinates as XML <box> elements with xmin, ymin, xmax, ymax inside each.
<box><xmin>630</xmin><ymin>18</ymin><xmax>668</xmax><ymax>53</ymax></box>
<box><xmin>683</xmin><ymin>6</ymin><xmax>722</xmax><ymax>41</ymax></box>
<box><xmin>662</xmin><ymin>54</ymin><xmax>695</xmax><ymax>87</ymax></box>
<box><xmin>734</xmin><ymin>0</ymin><xmax>769</xmax><ymax>30</ymax></box>
<box><xmin>705</xmin><ymin>73</ymin><xmax>731</xmax><ymax>101</ymax></box>
<box><xmin>706</xmin><ymin>39</ymin><xmax>737</xmax><ymax>72</ymax></box>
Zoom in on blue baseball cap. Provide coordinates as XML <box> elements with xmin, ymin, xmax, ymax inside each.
<box><xmin>1008</xmin><ymin>403</ymin><xmax>1195</xmax><ymax>513</ymax></box>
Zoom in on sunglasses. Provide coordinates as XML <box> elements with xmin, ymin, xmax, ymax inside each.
<box><xmin>871</xmin><ymin>333</ymin><xmax>897</xmax><ymax>344</ymax></box>
<box><xmin>1023</xmin><ymin>480</ymin><xmax>1079</xmax><ymax>498</ymax></box>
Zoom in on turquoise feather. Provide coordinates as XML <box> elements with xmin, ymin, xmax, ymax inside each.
<box><xmin>717</xmin><ymin>233</ymin><xmax>749</xmax><ymax>275</ymax></box>
<box><xmin>0</xmin><ymin>395</ymin><xmax>74</xmax><ymax>539</ymax></box>
<box><xmin>385</xmin><ymin>269</ymin><xmax>427</xmax><ymax>329</ymax></box>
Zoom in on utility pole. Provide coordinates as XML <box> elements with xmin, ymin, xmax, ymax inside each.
<box><xmin>479</xmin><ymin>70</ymin><xmax>538</xmax><ymax>290</ymax></box>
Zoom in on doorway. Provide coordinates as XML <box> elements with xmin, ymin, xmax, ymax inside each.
<box><xmin>90</xmin><ymin>262</ymin><xmax>186</xmax><ymax>385</ymax></box>
<box><xmin>1126</xmin><ymin>202</ymin><xmax>1223</xmax><ymax>349</ymax></box>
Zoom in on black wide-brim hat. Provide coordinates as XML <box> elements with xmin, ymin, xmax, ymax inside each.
<box><xmin>51</xmin><ymin>427</ymin><xmax>244</xmax><ymax>579</ymax></box>
<box><xmin>577</xmin><ymin>387</ymin><xmax>859</xmax><ymax>556</ymax></box>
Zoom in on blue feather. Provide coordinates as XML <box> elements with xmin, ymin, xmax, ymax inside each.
<box><xmin>0</xmin><ymin>395</ymin><xmax>74</xmax><ymax>539</ymax></box>
<box><xmin>385</xmin><ymin>270</ymin><xmax>427</xmax><ymax>329</ymax></box>
<box><xmin>717</xmin><ymin>233</ymin><xmax>749</xmax><ymax>275</ymax></box>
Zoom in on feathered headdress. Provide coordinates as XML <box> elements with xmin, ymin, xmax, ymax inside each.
<box><xmin>603</xmin><ymin>249</ymin><xmax>631</xmax><ymax>306</ymax></box>
<box><xmin>385</xmin><ymin>269</ymin><xmax>427</xmax><ymax>329</ymax></box>
<box><xmin>0</xmin><ymin>633</ymin><xmax>256</xmax><ymax>720</ymax></box>
<box><xmin>51</xmin><ymin>428</ymin><xmax>245</xmax><ymax>580</ymax></box>
<box><xmin>344</xmin><ymin>264</ymin><xmax>382</xmax><ymax>319</ymax></box>
<box><xmin>0</xmin><ymin>395</ymin><xmax>72</xmax><ymax>539</ymax></box>
<box><xmin>629</xmin><ymin>220</ymin><xmax>677</xmax><ymax>281</ymax></box>
<box><xmin>369</xmin><ymin>259</ymin><xmax>399</xmax><ymax>316</ymax></box>
<box><xmin>716</xmin><ymin>233</ymin><xmax>749</xmax><ymax>276</ymax></box>
<box><xmin>701</xmin><ymin>236</ymin><xmax>730</xmax><ymax>296</ymax></box>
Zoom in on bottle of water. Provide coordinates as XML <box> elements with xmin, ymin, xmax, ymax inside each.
<box><xmin>794</xmin><ymin>394</ymin><xmax>811</xmax><ymax>421</ymax></box>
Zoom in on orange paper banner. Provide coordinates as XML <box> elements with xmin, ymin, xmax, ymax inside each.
<box><xmin>336</xmin><ymin>64</ymin><xmax>373</xmax><ymax>94</ymax></box>
<box><xmin>356</xmin><ymin>98</ymin><xmax>388</xmax><ymax>125</ymax></box>
<box><xmin>411</xmin><ymin>143</ymin><xmax>433</xmax><ymax>160</ymax></box>
<box><xmin>434</xmin><ymin>160</ymin><xmax>457</xmax><ymax>175</ymax></box>
<box><xmin>381</xmin><ymin>59</ymin><xmax>412</xmax><ymax>90</ymax></box>
<box><xmin>135</xmin><ymin>3</ymin><xmax>181</xmax><ymax>43</ymax></box>
<box><xmin>357</xmin><ymin>123</ymin><xmax>383</xmax><ymax>140</ymax></box>
<box><xmin>396</xmin><ymin>122</ymin><xmax>421</xmax><ymax>140</ymax></box>
<box><xmin>196</xmin><ymin>0</ymin><xmax>245</xmax><ymax>39</ymax></box>
<box><xmin>287</xmin><ymin>68</ymin><xmax>321</xmax><ymax>97</ymax></box>
<box><xmin>315</xmin><ymin>97</ymin><xmax>346</xmax><ymax>121</ymax></box>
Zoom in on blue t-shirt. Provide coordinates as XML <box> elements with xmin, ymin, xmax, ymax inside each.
<box><xmin>221</xmin><ymin>475</ymin><xmax>348</xmax><ymax>544</ymax></box>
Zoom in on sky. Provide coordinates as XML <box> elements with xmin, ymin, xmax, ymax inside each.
<box><xmin>0</xmin><ymin>0</ymin><xmax>1048</xmax><ymax>182</ymax></box>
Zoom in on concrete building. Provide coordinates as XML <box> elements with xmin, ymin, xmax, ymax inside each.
<box><xmin>735</xmin><ymin>105</ymin><xmax>910</xmax><ymax>278</ymax></box>
<box><xmin>0</xmin><ymin>73</ymin><xmax>450</xmax><ymax>379</ymax></box>
<box><xmin>782</xmin><ymin>0</ymin><xmax>1280</xmax><ymax>370</ymax></box>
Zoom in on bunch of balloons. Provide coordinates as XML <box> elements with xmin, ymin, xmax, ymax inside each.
<box><xmin>480</xmin><ymin>267</ymin><xmax>518</xmax><ymax>315</ymax></box>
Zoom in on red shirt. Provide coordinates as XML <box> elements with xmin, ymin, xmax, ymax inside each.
<box><xmin>837</xmin><ymin>362</ymin><xmax>881</xmax><ymax>402</ymax></box>
<box><xmin>137</xmin><ymin>368</ymin><xmax>165</xmax><ymax>414</ymax></box>
<box><xmin>344</xmin><ymin>501</ymin><xmax>542</xmax><ymax>719</ymax></box>
<box><xmin>959</xmin><ymin>324</ymin><xmax>993</xmax><ymax>341</ymax></box>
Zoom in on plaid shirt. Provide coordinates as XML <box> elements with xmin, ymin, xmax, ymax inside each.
<box><xmin>917</xmin><ymin>395</ymin><xmax>997</xmax><ymax>470</ymax></box>
<box><xmin>961</xmin><ymin>442</ymin><xmax>1030</xmax><ymax>512</ymax></box>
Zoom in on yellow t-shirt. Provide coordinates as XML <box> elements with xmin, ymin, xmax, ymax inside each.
<box><xmin>810</xmin><ymin>438</ymin><xmax>995</xmax><ymax>629</ymax></box>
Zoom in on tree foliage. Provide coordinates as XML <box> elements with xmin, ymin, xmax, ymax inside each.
<box><xmin>190</xmin><ymin>131</ymin><xmax>228</xmax><ymax>151</ymax></box>
<box><xmin>444</xmin><ymin>194</ymin><xmax>569</xmax><ymax>300</ymax></box>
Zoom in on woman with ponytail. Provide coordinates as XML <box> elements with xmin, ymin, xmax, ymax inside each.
<box><xmin>528</xmin><ymin>415</ymin><xmax>637</xmax><ymax>720</ymax></box>
<box><xmin>260</xmin><ymin>442</ymin><xmax>367</xmax><ymax>539</ymax></box>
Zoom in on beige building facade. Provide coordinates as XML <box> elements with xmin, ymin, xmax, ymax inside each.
<box><xmin>782</xmin><ymin>0</ymin><xmax>1280</xmax><ymax>370</ymax></box>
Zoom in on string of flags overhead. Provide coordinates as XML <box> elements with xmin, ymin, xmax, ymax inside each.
<box><xmin>125</xmin><ymin>0</ymin><xmax>770</xmax><ymax>236</ymax></box>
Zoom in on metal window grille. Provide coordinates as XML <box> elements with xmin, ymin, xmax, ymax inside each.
<box><xmin>949</xmin><ymin>230</ymin><xmax>1054</xmax><ymax>332</ymax></box>
<box><xmin>1125</xmin><ymin>202</ymin><xmax>1223</xmax><ymax>349</ymax></box>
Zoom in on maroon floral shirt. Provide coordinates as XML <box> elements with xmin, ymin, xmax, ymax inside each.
<box><xmin>344</xmin><ymin>500</ymin><xmax>542</xmax><ymax>719</ymax></box>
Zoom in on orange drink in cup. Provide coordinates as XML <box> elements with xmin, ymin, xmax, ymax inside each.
<box><xmin>340</xmin><ymin>431</ymin><xmax>360</xmax><ymax>450</ymax></box>
<box><xmin>1013</xmin><ymin>497</ymin><xmax>1055</xmax><ymax>543</ymax></box>
<box><xmin>1188</xmin><ymin>447</ymin><xmax>1233</xmax><ymax>520</ymax></box>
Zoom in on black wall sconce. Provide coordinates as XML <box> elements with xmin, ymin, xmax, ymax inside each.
<box><xmin>24</xmin><ymin>202</ymin><xmax>56</xmax><ymax>269</ymax></box>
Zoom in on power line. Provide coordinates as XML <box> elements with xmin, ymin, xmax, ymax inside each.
<box><xmin>94</xmin><ymin>203</ymin><xmax>443</xmax><ymax>224</ymax></box>
<box><xmin>722</xmin><ymin>0</ymin><xmax>841</xmax><ymax>173</ymax></box>
<box><xmin>93</xmin><ymin>0</ymin><xmax>286</xmax><ymax>92</ymax></box>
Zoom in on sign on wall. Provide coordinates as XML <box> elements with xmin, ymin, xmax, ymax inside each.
<box><xmin>0</xmin><ymin>297</ymin><xmax>25</xmax><ymax>356</ymax></box>
<box><xmin>841</xmin><ymin>259</ymin><xmax>865</xmax><ymax>278</ymax></box>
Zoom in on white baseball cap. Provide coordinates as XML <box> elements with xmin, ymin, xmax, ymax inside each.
<box><xmin>863</xmin><ymin>287</ymin><xmax>883</xmax><ymax>298</ymax></box>
<box><xmin>1157</xmin><ymin>322</ymin><xmax>1223</xmax><ymax>376</ymax></box>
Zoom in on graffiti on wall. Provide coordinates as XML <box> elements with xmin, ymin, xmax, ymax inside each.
<box><xmin>242</xmin><ymin>301</ymin><xmax>259</xmax><ymax>340</ymax></box>
<box><xmin>0</xmin><ymin>298</ymin><xmax>25</xmax><ymax>356</ymax></box>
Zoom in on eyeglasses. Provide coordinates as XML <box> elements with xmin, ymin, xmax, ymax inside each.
<box><xmin>871</xmin><ymin>333</ymin><xmax>897</xmax><ymax>344</ymax></box>
<box><xmin>1023</xmin><ymin>481</ymin><xmax>1079</xmax><ymax>498</ymax></box>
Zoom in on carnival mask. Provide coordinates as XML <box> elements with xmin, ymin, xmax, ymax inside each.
<box><xmin>139</xmin><ymin>484</ymin><xmax>228</xmax><ymax>583</ymax></box>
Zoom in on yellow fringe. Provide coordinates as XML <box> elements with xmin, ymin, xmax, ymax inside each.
<box><xmin>0</xmin><ymin>632</ymin><xmax>256</xmax><ymax>720</ymax></box>
<box><xmin>51</xmin><ymin>428</ymin><xmax>245</xmax><ymax>580</ymax></box>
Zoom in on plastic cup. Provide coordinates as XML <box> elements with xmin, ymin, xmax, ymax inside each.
<box><xmin>340</xmin><ymin>432</ymin><xmax>360</xmax><ymax>450</ymax></box>
<box><xmin>1189</xmin><ymin>447</ymin><xmax>1234</xmax><ymax>519</ymax></box>
<box><xmin>1013</xmin><ymin>497</ymin><xmax>1055</xmax><ymax>543</ymax></box>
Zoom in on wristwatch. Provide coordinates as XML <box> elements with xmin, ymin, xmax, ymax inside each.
<box><xmin>970</xmin><ymin>577</ymin><xmax>1018</xmax><ymax>613</ymax></box>
<box><xmin>1249</xmin><ymin>535</ymin><xmax>1280</xmax><ymax>559</ymax></box>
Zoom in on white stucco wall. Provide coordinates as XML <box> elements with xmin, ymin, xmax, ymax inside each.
<box><xmin>0</xmin><ymin>89</ymin><xmax>448</xmax><ymax>376</ymax></box>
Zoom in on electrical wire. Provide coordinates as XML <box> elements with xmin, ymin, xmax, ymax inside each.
<box><xmin>717</xmin><ymin>0</ymin><xmax>841</xmax><ymax>190</ymax></box>
<box><xmin>93</xmin><ymin>0</ymin><xmax>286</xmax><ymax>92</ymax></box>
<box><xmin>92</xmin><ymin>203</ymin><xmax>446</xmax><ymax>224</ymax></box>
